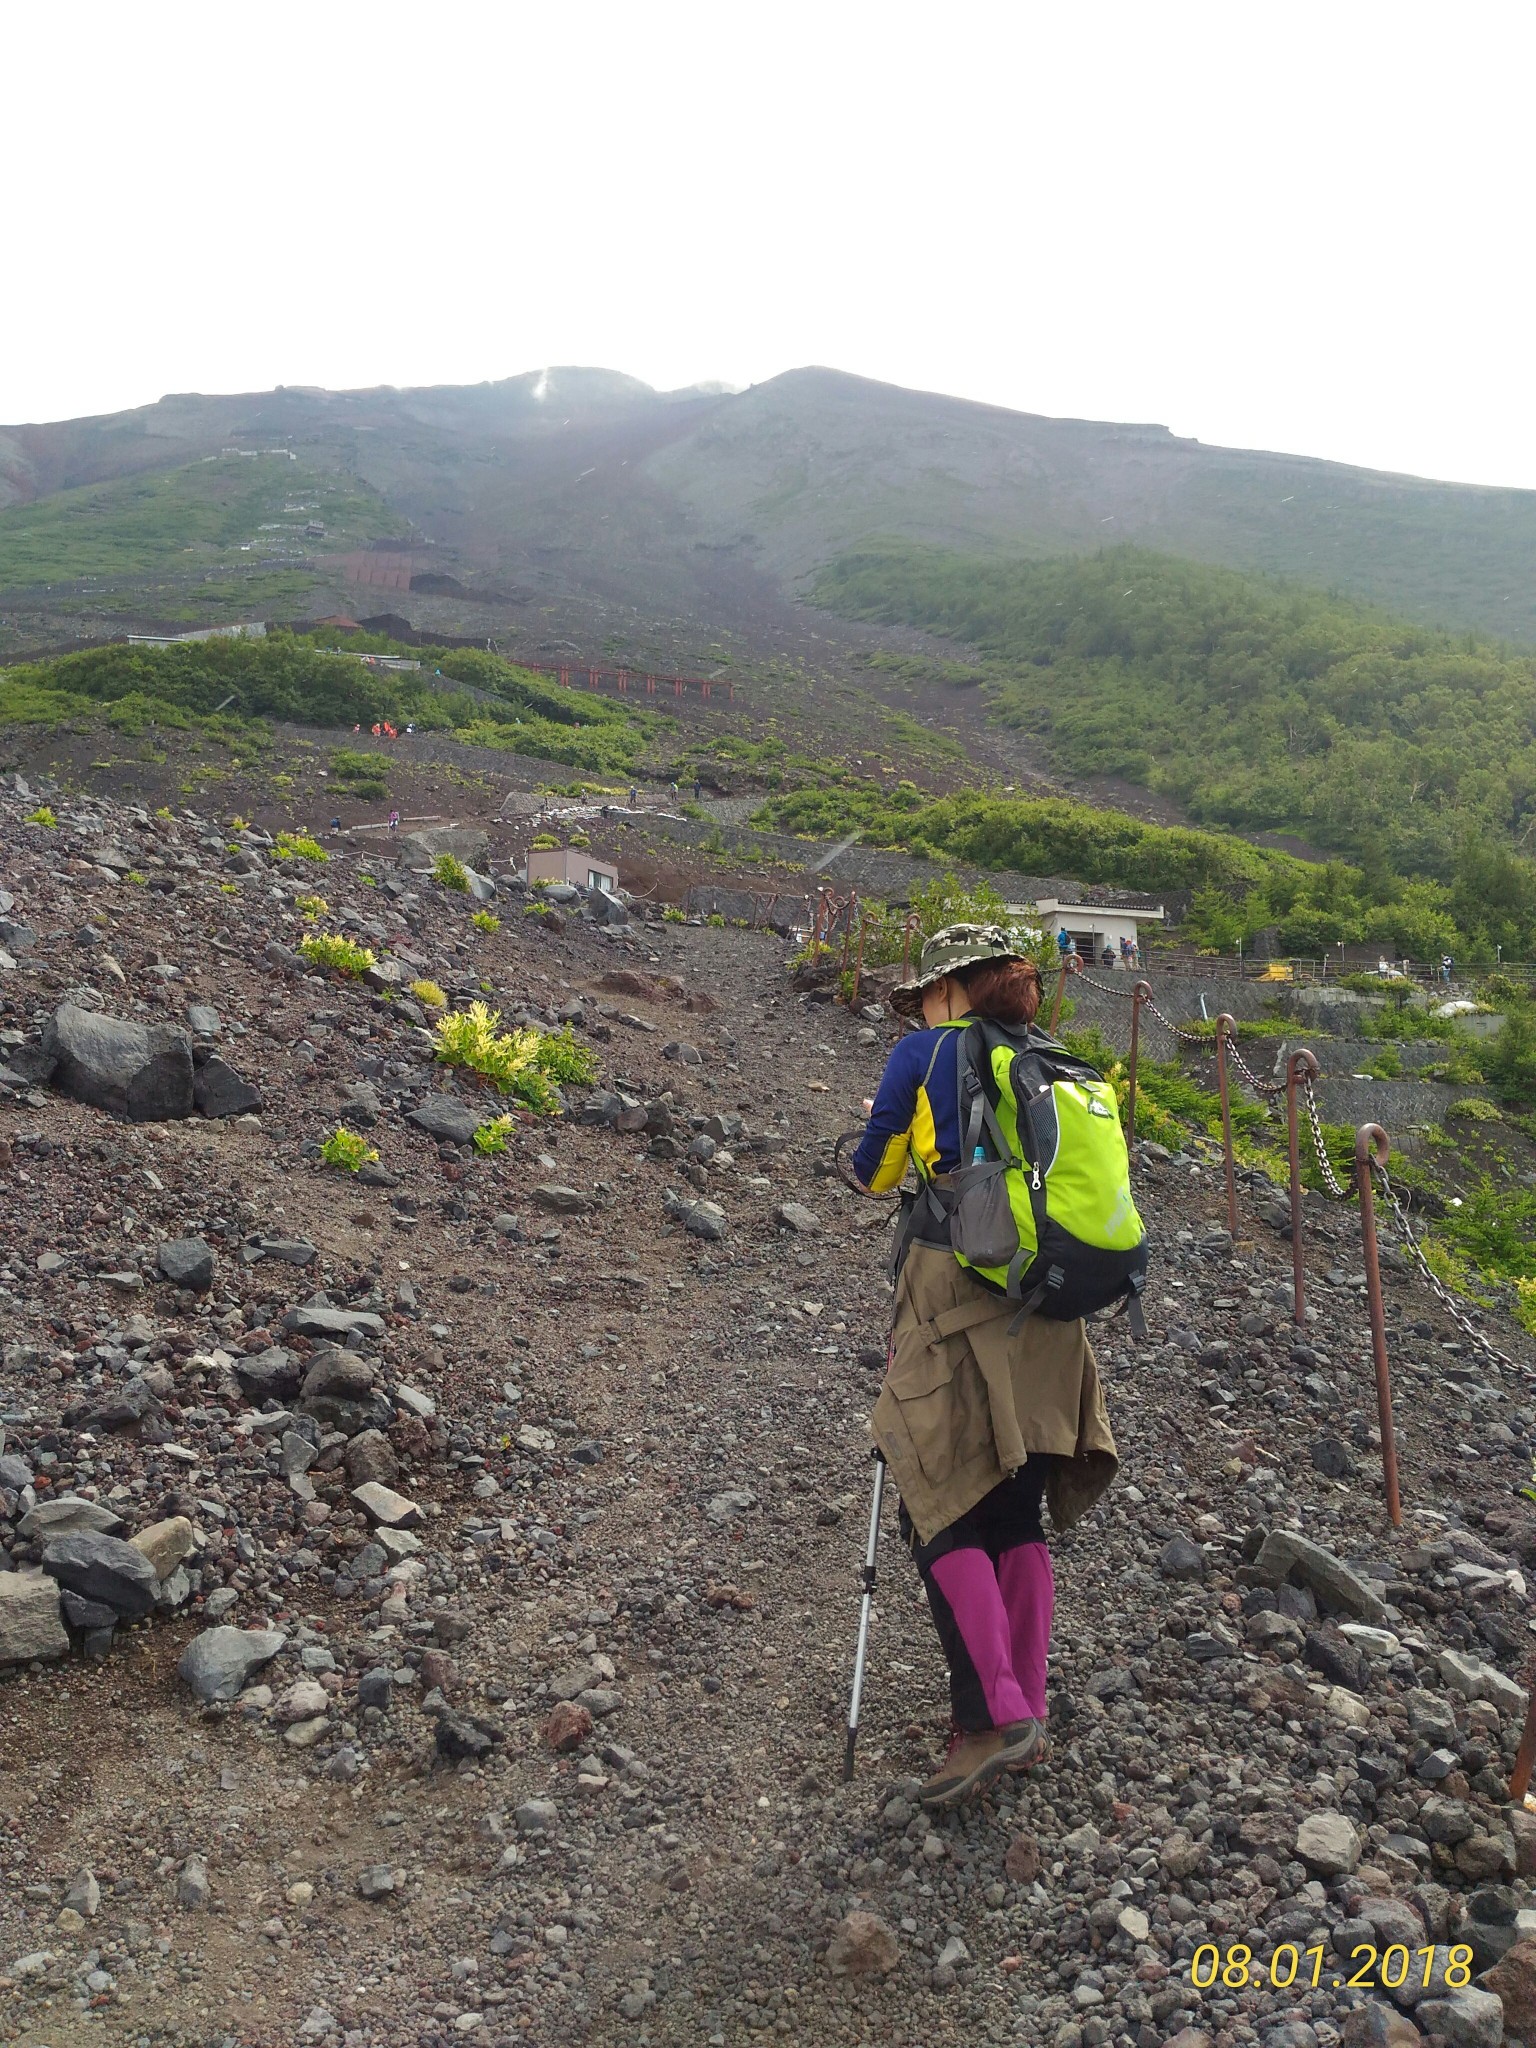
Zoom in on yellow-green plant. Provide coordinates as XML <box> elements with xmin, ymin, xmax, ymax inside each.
<box><xmin>663</xmin><ymin>905</ymin><xmax>686</xmax><ymax>923</ymax></box>
<box><xmin>300</xmin><ymin>932</ymin><xmax>376</xmax><ymax>977</ymax></box>
<box><xmin>471</xmin><ymin>910</ymin><xmax>501</xmax><ymax>932</ymax></box>
<box><xmin>231</xmin><ymin>815</ymin><xmax>250</xmax><ymax>831</ymax></box>
<box><xmin>320</xmin><ymin>1126</ymin><xmax>379</xmax><ymax>1172</ymax></box>
<box><xmin>410</xmin><ymin>978</ymin><xmax>448</xmax><ymax>1009</ymax></box>
<box><xmin>472</xmin><ymin>1113</ymin><xmax>518</xmax><ymax>1156</ymax></box>
<box><xmin>127</xmin><ymin>870</ymin><xmax>147</xmax><ymax>885</ymax></box>
<box><xmin>433</xmin><ymin>852</ymin><xmax>471</xmax><ymax>892</ymax></box>
<box><xmin>296</xmin><ymin>893</ymin><xmax>329</xmax><ymax>919</ymax></box>
<box><xmin>433</xmin><ymin>1001</ymin><xmax>592</xmax><ymax>1113</ymax></box>
<box><xmin>535</xmin><ymin>1025</ymin><xmax>600</xmax><ymax>1087</ymax></box>
<box><xmin>155</xmin><ymin>805</ymin><xmax>174</xmax><ymax>820</ymax></box>
<box><xmin>530</xmin><ymin>833</ymin><xmax>559</xmax><ymax>850</ymax></box>
<box><xmin>25</xmin><ymin>806</ymin><xmax>57</xmax><ymax>828</ymax></box>
<box><xmin>274</xmin><ymin>830</ymin><xmax>329</xmax><ymax>863</ymax></box>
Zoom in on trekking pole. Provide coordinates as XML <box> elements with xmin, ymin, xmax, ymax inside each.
<box><xmin>844</xmin><ymin>1450</ymin><xmax>887</xmax><ymax>1782</ymax></box>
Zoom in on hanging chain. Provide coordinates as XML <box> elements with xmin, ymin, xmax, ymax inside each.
<box><xmin>1221</xmin><ymin>1031</ymin><xmax>1284</xmax><ymax>1099</ymax></box>
<box><xmin>1301</xmin><ymin>1075</ymin><xmax>1355</xmax><ymax>1200</ymax></box>
<box><xmin>1071</xmin><ymin>966</ymin><xmax>1534</xmax><ymax>1375</ymax></box>
<box><xmin>1374</xmin><ymin>1165</ymin><xmax>1531</xmax><ymax>1379</ymax></box>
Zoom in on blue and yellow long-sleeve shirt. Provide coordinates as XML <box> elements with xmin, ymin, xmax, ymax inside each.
<box><xmin>853</xmin><ymin>1023</ymin><xmax>971</xmax><ymax>1193</ymax></box>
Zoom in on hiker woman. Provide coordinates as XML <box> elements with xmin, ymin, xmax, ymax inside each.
<box><xmin>853</xmin><ymin>925</ymin><xmax>1119</xmax><ymax>1809</ymax></box>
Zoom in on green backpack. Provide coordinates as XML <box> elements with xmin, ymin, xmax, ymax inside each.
<box><xmin>942</xmin><ymin>1019</ymin><xmax>1148</xmax><ymax>1330</ymax></box>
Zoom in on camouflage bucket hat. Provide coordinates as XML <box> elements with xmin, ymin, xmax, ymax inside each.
<box><xmin>889</xmin><ymin>923</ymin><xmax>1030</xmax><ymax>1018</ymax></box>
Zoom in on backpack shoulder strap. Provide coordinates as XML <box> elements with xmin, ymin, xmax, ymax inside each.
<box><xmin>955</xmin><ymin>1021</ymin><xmax>1019</xmax><ymax>1165</ymax></box>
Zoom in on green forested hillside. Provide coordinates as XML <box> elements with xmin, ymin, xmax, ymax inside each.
<box><xmin>0</xmin><ymin>635</ymin><xmax>655</xmax><ymax>775</ymax></box>
<box><xmin>814</xmin><ymin>544</ymin><xmax>1536</xmax><ymax>887</ymax></box>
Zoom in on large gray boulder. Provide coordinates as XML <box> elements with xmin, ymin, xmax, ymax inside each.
<box><xmin>0</xmin><ymin>1573</ymin><xmax>69</xmax><ymax>1666</ymax></box>
<box><xmin>398</xmin><ymin>825</ymin><xmax>490</xmax><ymax>869</ymax></box>
<box><xmin>192</xmin><ymin>1056</ymin><xmax>262</xmax><ymax>1118</ymax></box>
<box><xmin>42</xmin><ymin>1003</ymin><xmax>193</xmax><ymax>1120</ymax></box>
<box><xmin>41</xmin><ymin>1531</ymin><xmax>160</xmax><ymax>1617</ymax></box>
<box><xmin>178</xmin><ymin>1626</ymin><xmax>287</xmax><ymax>1702</ymax></box>
<box><xmin>405</xmin><ymin>1093</ymin><xmax>482</xmax><ymax>1146</ymax></box>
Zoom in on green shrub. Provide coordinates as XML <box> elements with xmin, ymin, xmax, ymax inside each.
<box><xmin>433</xmin><ymin>1002</ymin><xmax>594</xmax><ymax>1112</ymax></box>
<box><xmin>25</xmin><ymin>805</ymin><xmax>57</xmax><ymax>828</ymax></box>
<box><xmin>706</xmin><ymin>912</ymin><xmax>726</xmax><ymax>928</ymax></box>
<box><xmin>320</xmin><ymin>1126</ymin><xmax>378</xmax><ymax>1172</ymax></box>
<box><xmin>472</xmin><ymin>1114</ymin><xmax>518</xmax><ymax>1156</ymax></box>
<box><xmin>663</xmin><ymin>906</ymin><xmax>686</xmax><ymax>923</ymax></box>
<box><xmin>295</xmin><ymin>893</ymin><xmax>328</xmax><ymax>919</ymax></box>
<box><xmin>299</xmin><ymin>932</ymin><xmax>376</xmax><ymax>977</ymax></box>
<box><xmin>530</xmin><ymin>834</ymin><xmax>559</xmax><ymax>851</ymax></box>
<box><xmin>274</xmin><ymin>830</ymin><xmax>328</xmax><ymax>863</ymax></box>
<box><xmin>533</xmin><ymin>1025</ymin><xmax>600</xmax><ymax>1087</ymax></box>
<box><xmin>1448</xmin><ymin>1097</ymin><xmax>1502</xmax><ymax>1121</ymax></box>
<box><xmin>409</xmin><ymin>978</ymin><xmax>447</xmax><ymax>1009</ymax></box>
<box><xmin>433</xmin><ymin>852</ymin><xmax>471</xmax><ymax>892</ymax></box>
<box><xmin>471</xmin><ymin>910</ymin><xmax>501</xmax><ymax>932</ymax></box>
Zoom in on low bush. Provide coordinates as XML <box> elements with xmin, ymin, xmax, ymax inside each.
<box><xmin>472</xmin><ymin>1114</ymin><xmax>518</xmax><ymax>1156</ymax></box>
<box><xmin>433</xmin><ymin>1002</ymin><xmax>594</xmax><ymax>1113</ymax></box>
<box><xmin>25</xmin><ymin>806</ymin><xmax>57</xmax><ymax>828</ymax></box>
<box><xmin>409</xmin><ymin>978</ymin><xmax>448</xmax><ymax>1009</ymax></box>
<box><xmin>299</xmin><ymin>933</ymin><xmax>376</xmax><ymax>977</ymax></box>
<box><xmin>274</xmin><ymin>830</ymin><xmax>328</xmax><ymax>863</ymax></box>
<box><xmin>320</xmin><ymin>1126</ymin><xmax>378</xmax><ymax>1172</ymax></box>
<box><xmin>433</xmin><ymin>853</ymin><xmax>471</xmax><ymax>892</ymax></box>
<box><xmin>471</xmin><ymin>910</ymin><xmax>501</xmax><ymax>932</ymax></box>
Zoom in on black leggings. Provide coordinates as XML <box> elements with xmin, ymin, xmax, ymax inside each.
<box><xmin>898</xmin><ymin>1459</ymin><xmax>1055</xmax><ymax>1571</ymax></box>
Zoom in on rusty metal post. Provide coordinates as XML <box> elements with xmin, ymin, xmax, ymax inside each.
<box><xmin>1214</xmin><ymin>1013</ymin><xmax>1238</xmax><ymax>1239</ymax></box>
<box><xmin>901</xmin><ymin>912</ymin><xmax>922</xmax><ymax>979</ymax></box>
<box><xmin>840</xmin><ymin>890</ymin><xmax>859</xmax><ymax>976</ymax></box>
<box><xmin>850</xmin><ymin>901</ymin><xmax>868</xmax><ymax>1008</ymax></box>
<box><xmin>1285</xmin><ymin>1050</ymin><xmax>1321</xmax><ymax>1323</ymax></box>
<box><xmin>1355</xmin><ymin>1122</ymin><xmax>1402</xmax><ymax>1528</ymax></box>
<box><xmin>1126</xmin><ymin>981</ymin><xmax>1153</xmax><ymax>1140</ymax></box>
<box><xmin>1048</xmin><ymin>963</ymin><xmax>1069</xmax><ymax>1034</ymax></box>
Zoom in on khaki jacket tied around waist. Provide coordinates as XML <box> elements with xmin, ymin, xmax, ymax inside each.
<box><xmin>871</xmin><ymin>1240</ymin><xmax>1119</xmax><ymax>1548</ymax></box>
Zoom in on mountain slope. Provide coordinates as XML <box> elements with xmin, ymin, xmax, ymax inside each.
<box><xmin>5</xmin><ymin>366</ymin><xmax>1536</xmax><ymax>654</ymax></box>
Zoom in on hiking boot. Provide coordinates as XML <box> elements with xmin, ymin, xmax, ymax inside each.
<box><xmin>919</xmin><ymin>1728</ymin><xmax>1011</xmax><ymax>1809</ymax></box>
<box><xmin>997</xmin><ymin>1718</ymin><xmax>1045</xmax><ymax>1773</ymax></box>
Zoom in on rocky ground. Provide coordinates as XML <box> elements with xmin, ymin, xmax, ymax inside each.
<box><xmin>5</xmin><ymin>772</ymin><xmax>1536</xmax><ymax>2048</ymax></box>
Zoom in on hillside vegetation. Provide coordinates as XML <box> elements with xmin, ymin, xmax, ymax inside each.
<box><xmin>813</xmin><ymin>544</ymin><xmax>1536</xmax><ymax>949</ymax></box>
<box><xmin>0</xmin><ymin>453</ymin><xmax>392</xmax><ymax>587</ymax></box>
<box><xmin>0</xmin><ymin>635</ymin><xmax>656</xmax><ymax>775</ymax></box>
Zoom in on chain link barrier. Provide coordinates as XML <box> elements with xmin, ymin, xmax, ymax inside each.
<box><xmin>1373</xmin><ymin>1166</ymin><xmax>1532</xmax><ymax>1381</ymax></box>
<box><xmin>1301</xmin><ymin>1073</ymin><xmax>1355</xmax><ymax>1201</ymax></box>
<box><xmin>1023</xmin><ymin>967</ymin><xmax>1524</xmax><ymax>1387</ymax></box>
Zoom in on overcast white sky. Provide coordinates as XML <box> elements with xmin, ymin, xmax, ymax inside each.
<box><xmin>8</xmin><ymin>2</ymin><xmax>1534</xmax><ymax>487</ymax></box>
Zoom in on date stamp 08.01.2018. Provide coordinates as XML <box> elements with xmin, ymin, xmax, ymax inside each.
<box><xmin>1189</xmin><ymin>1942</ymin><xmax>1474</xmax><ymax>1994</ymax></box>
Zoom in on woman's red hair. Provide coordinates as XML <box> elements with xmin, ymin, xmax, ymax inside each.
<box><xmin>955</xmin><ymin>957</ymin><xmax>1041</xmax><ymax>1027</ymax></box>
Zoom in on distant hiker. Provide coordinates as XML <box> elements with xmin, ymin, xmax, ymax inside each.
<box><xmin>330</xmin><ymin>817</ymin><xmax>341</xmax><ymax>834</ymax></box>
<box><xmin>371</xmin><ymin>723</ymin><xmax>382</xmax><ymax>738</ymax></box>
<box><xmin>693</xmin><ymin>778</ymin><xmax>703</xmax><ymax>802</ymax></box>
<box><xmin>628</xmin><ymin>786</ymin><xmax>639</xmax><ymax>809</ymax></box>
<box><xmin>388</xmin><ymin>810</ymin><xmax>400</xmax><ymax>833</ymax></box>
<box><xmin>852</xmin><ymin>927</ymin><xmax>1123</xmax><ymax>1808</ymax></box>
<box><xmin>1056</xmin><ymin>927</ymin><xmax>1071</xmax><ymax>958</ymax></box>
<box><xmin>1101</xmin><ymin>945</ymin><xmax>1116</xmax><ymax>969</ymax></box>
<box><xmin>669</xmin><ymin>781</ymin><xmax>679</xmax><ymax>803</ymax></box>
<box><xmin>1441</xmin><ymin>954</ymin><xmax>1454</xmax><ymax>985</ymax></box>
